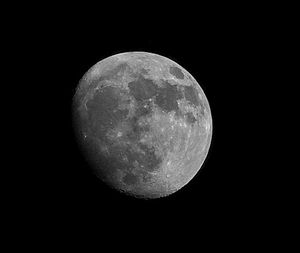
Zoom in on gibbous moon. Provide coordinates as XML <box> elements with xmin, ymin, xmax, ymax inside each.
<box><xmin>73</xmin><ymin>52</ymin><xmax>212</xmax><ymax>198</ymax></box>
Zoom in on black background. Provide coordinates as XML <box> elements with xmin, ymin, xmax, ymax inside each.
<box><xmin>12</xmin><ymin>5</ymin><xmax>274</xmax><ymax>242</ymax></box>
<box><xmin>41</xmin><ymin>28</ymin><xmax>253</xmax><ymax>220</ymax></box>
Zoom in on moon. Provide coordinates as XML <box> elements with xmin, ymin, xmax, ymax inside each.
<box><xmin>72</xmin><ymin>52</ymin><xmax>212</xmax><ymax>199</ymax></box>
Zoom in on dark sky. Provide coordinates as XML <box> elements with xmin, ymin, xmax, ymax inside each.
<box><xmin>40</xmin><ymin>28</ymin><xmax>254</xmax><ymax>217</ymax></box>
<box><xmin>14</xmin><ymin>10</ymin><xmax>270</xmax><ymax>237</ymax></box>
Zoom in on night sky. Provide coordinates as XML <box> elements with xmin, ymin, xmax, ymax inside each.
<box><xmin>43</xmin><ymin>27</ymin><xmax>251</xmax><ymax>219</ymax></box>
<box><xmin>17</xmin><ymin>10</ymin><xmax>267</xmax><ymax>238</ymax></box>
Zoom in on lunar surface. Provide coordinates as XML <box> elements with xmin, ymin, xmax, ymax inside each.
<box><xmin>72</xmin><ymin>52</ymin><xmax>212</xmax><ymax>198</ymax></box>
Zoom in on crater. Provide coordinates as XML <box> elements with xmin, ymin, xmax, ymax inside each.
<box><xmin>185</xmin><ymin>112</ymin><xmax>197</xmax><ymax>124</ymax></box>
<box><xmin>169</xmin><ymin>66</ymin><xmax>184</xmax><ymax>79</ymax></box>
<box><xmin>123</xmin><ymin>172</ymin><xmax>138</xmax><ymax>185</ymax></box>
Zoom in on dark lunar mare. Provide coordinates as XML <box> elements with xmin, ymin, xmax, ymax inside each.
<box><xmin>78</xmin><ymin>76</ymin><xmax>166</xmax><ymax>186</ymax></box>
<box><xmin>183</xmin><ymin>85</ymin><xmax>201</xmax><ymax>107</ymax></box>
<box><xmin>128</xmin><ymin>75</ymin><xmax>157</xmax><ymax>101</ymax></box>
<box><xmin>75</xmin><ymin>86</ymin><xmax>130</xmax><ymax>183</ymax></box>
<box><xmin>122</xmin><ymin>173</ymin><xmax>138</xmax><ymax>185</ymax></box>
<box><xmin>86</xmin><ymin>86</ymin><xmax>129</xmax><ymax>141</ymax></box>
<box><xmin>128</xmin><ymin>75</ymin><xmax>184</xmax><ymax>114</ymax></box>
<box><xmin>169</xmin><ymin>66</ymin><xmax>184</xmax><ymax>79</ymax></box>
<box><xmin>155</xmin><ymin>80</ymin><xmax>183</xmax><ymax>113</ymax></box>
<box><xmin>75</xmin><ymin>63</ymin><xmax>206</xmax><ymax>188</ymax></box>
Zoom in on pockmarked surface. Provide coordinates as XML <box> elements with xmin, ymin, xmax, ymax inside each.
<box><xmin>73</xmin><ymin>52</ymin><xmax>212</xmax><ymax>198</ymax></box>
